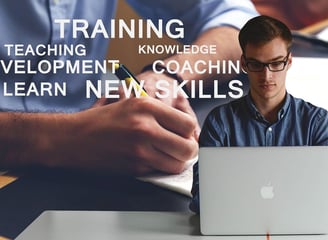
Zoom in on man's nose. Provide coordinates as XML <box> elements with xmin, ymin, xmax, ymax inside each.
<box><xmin>262</xmin><ymin>65</ymin><xmax>273</xmax><ymax>79</ymax></box>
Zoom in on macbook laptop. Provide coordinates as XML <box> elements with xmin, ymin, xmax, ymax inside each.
<box><xmin>199</xmin><ymin>146</ymin><xmax>328</xmax><ymax>236</ymax></box>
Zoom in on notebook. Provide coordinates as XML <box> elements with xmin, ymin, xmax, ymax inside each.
<box><xmin>199</xmin><ymin>146</ymin><xmax>328</xmax><ymax>236</ymax></box>
<box><xmin>137</xmin><ymin>156</ymin><xmax>197</xmax><ymax>197</ymax></box>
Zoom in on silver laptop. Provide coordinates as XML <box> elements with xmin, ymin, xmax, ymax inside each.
<box><xmin>199</xmin><ymin>146</ymin><xmax>328</xmax><ymax>236</ymax></box>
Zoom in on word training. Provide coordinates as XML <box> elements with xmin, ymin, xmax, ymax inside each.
<box><xmin>55</xmin><ymin>19</ymin><xmax>184</xmax><ymax>39</ymax></box>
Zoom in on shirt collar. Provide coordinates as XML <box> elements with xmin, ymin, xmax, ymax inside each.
<box><xmin>246</xmin><ymin>92</ymin><xmax>291</xmax><ymax>122</ymax></box>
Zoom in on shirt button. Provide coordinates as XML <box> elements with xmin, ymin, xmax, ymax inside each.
<box><xmin>268</xmin><ymin>127</ymin><xmax>272</xmax><ymax>132</ymax></box>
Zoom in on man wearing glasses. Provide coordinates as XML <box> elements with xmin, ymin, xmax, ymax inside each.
<box><xmin>190</xmin><ymin>15</ymin><xmax>328</xmax><ymax>213</ymax></box>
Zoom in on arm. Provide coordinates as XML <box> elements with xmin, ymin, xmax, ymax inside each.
<box><xmin>0</xmin><ymin>97</ymin><xmax>198</xmax><ymax>176</ymax></box>
<box><xmin>313</xmin><ymin>108</ymin><xmax>328</xmax><ymax>146</ymax></box>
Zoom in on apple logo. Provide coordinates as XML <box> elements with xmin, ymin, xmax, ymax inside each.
<box><xmin>260</xmin><ymin>183</ymin><xmax>274</xmax><ymax>199</ymax></box>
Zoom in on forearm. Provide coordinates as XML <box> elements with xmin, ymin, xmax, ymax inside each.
<box><xmin>0</xmin><ymin>98</ymin><xmax>198</xmax><ymax>175</ymax></box>
<box><xmin>0</xmin><ymin>112</ymin><xmax>73</xmax><ymax>169</ymax></box>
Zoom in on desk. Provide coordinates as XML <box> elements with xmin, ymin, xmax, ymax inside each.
<box><xmin>15</xmin><ymin>211</ymin><xmax>328</xmax><ymax>240</ymax></box>
<box><xmin>0</xmin><ymin>169</ymin><xmax>191</xmax><ymax>239</ymax></box>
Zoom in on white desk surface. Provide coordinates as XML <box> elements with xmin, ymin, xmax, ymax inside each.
<box><xmin>15</xmin><ymin>211</ymin><xmax>328</xmax><ymax>240</ymax></box>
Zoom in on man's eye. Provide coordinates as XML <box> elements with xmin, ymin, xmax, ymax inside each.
<box><xmin>270</xmin><ymin>61</ymin><xmax>283</xmax><ymax>67</ymax></box>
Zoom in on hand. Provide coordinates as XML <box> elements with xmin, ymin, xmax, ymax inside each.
<box><xmin>137</xmin><ymin>70</ymin><xmax>187</xmax><ymax>108</ymax></box>
<box><xmin>59</xmin><ymin>97</ymin><xmax>199</xmax><ymax>176</ymax></box>
<box><xmin>137</xmin><ymin>70</ymin><xmax>201</xmax><ymax>140</ymax></box>
<box><xmin>93</xmin><ymin>70</ymin><xmax>201</xmax><ymax>141</ymax></box>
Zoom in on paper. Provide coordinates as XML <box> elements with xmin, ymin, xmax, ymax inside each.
<box><xmin>317</xmin><ymin>27</ymin><xmax>328</xmax><ymax>41</ymax></box>
<box><xmin>137</xmin><ymin>156</ymin><xmax>198</xmax><ymax>197</ymax></box>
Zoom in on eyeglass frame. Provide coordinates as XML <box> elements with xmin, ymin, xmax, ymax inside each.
<box><xmin>243</xmin><ymin>52</ymin><xmax>290</xmax><ymax>72</ymax></box>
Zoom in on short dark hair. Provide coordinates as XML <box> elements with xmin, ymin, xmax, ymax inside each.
<box><xmin>238</xmin><ymin>15</ymin><xmax>292</xmax><ymax>54</ymax></box>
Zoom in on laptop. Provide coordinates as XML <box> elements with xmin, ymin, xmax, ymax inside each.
<box><xmin>199</xmin><ymin>146</ymin><xmax>328</xmax><ymax>236</ymax></box>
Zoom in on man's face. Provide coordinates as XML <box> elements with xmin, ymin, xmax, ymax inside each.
<box><xmin>241</xmin><ymin>37</ymin><xmax>292</xmax><ymax>103</ymax></box>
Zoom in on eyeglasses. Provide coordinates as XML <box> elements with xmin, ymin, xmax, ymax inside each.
<box><xmin>244</xmin><ymin>53</ymin><xmax>290</xmax><ymax>72</ymax></box>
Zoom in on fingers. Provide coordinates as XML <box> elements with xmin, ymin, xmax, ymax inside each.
<box><xmin>140</xmin><ymin>108</ymin><xmax>198</xmax><ymax>171</ymax></box>
<box><xmin>173</xmin><ymin>94</ymin><xmax>201</xmax><ymax>141</ymax></box>
<box><xmin>136</xmin><ymin>139</ymin><xmax>197</xmax><ymax>174</ymax></box>
<box><xmin>91</xmin><ymin>97</ymin><xmax>107</xmax><ymax>108</ymax></box>
<box><xmin>121</xmin><ymin>98</ymin><xmax>199</xmax><ymax>173</ymax></box>
<box><xmin>136</xmin><ymin>147</ymin><xmax>185</xmax><ymax>174</ymax></box>
<box><xmin>90</xmin><ymin>96</ymin><xmax>200</xmax><ymax>175</ymax></box>
<box><xmin>151</xmin><ymin>127</ymin><xmax>198</xmax><ymax>163</ymax></box>
<box><xmin>130</xmin><ymin>97</ymin><xmax>199</xmax><ymax>156</ymax></box>
<box><xmin>146</xmin><ymin>99</ymin><xmax>197</xmax><ymax>139</ymax></box>
<box><xmin>140</xmin><ymin>72</ymin><xmax>200</xmax><ymax>140</ymax></box>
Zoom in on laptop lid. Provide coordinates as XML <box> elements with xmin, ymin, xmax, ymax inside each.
<box><xmin>199</xmin><ymin>146</ymin><xmax>328</xmax><ymax>235</ymax></box>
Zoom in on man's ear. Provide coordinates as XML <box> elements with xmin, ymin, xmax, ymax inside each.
<box><xmin>286</xmin><ymin>52</ymin><xmax>292</xmax><ymax>70</ymax></box>
<box><xmin>241</xmin><ymin>55</ymin><xmax>247</xmax><ymax>73</ymax></box>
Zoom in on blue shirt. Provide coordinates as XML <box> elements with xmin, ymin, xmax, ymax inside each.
<box><xmin>0</xmin><ymin>0</ymin><xmax>258</xmax><ymax>112</ymax></box>
<box><xmin>190</xmin><ymin>93</ymin><xmax>328</xmax><ymax>212</ymax></box>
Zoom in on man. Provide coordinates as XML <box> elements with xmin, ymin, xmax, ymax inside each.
<box><xmin>190</xmin><ymin>15</ymin><xmax>328</xmax><ymax>212</ymax></box>
<box><xmin>0</xmin><ymin>1</ymin><xmax>258</xmax><ymax>175</ymax></box>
